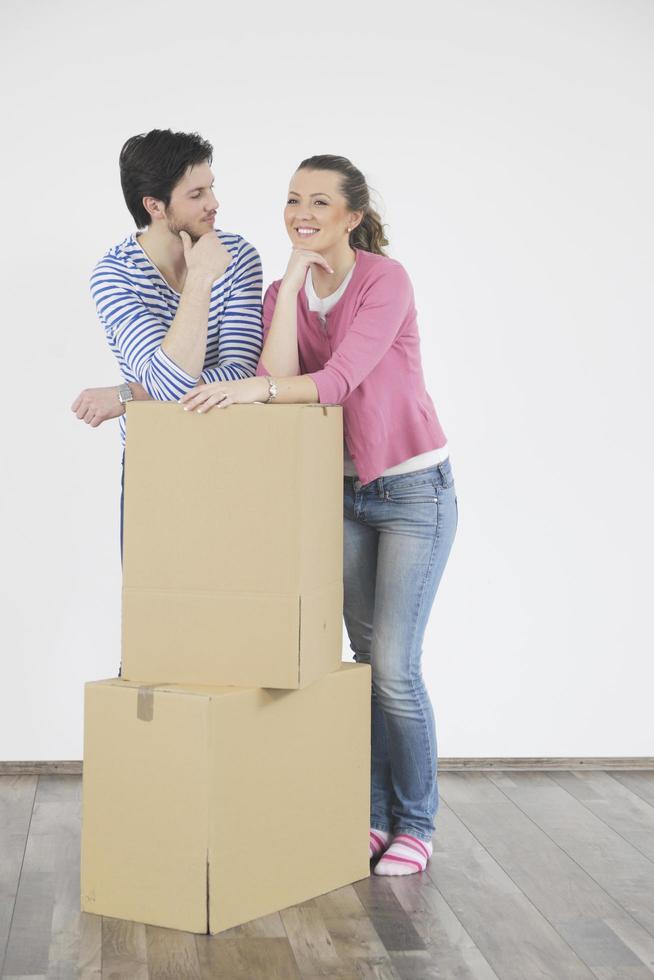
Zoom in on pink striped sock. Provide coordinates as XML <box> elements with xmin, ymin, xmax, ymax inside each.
<box><xmin>369</xmin><ymin>827</ymin><xmax>392</xmax><ymax>860</ymax></box>
<box><xmin>373</xmin><ymin>833</ymin><xmax>433</xmax><ymax>876</ymax></box>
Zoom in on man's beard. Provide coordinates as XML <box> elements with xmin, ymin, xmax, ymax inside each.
<box><xmin>165</xmin><ymin>210</ymin><xmax>201</xmax><ymax>244</ymax></box>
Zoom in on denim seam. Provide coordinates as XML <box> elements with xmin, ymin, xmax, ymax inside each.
<box><xmin>385</xmin><ymin>490</ymin><xmax>438</xmax><ymax>504</ymax></box>
<box><xmin>370</xmin><ymin>691</ymin><xmax>396</xmax><ymax>830</ymax></box>
<box><xmin>345</xmin><ymin>486</ymin><xmax>367</xmax><ymax>527</ymax></box>
<box><xmin>401</xmin><ymin>502</ymin><xmax>441</xmax><ymax>835</ymax></box>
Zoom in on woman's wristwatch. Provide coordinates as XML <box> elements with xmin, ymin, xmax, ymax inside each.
<box><xmin>264</xmin><ymin>377</ymin><xmax>279</xmax><ymax>403</ymax></box>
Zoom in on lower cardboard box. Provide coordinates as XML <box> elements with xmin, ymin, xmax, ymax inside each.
<box><xmin>80</xmin><ymin>661</ymin><xmax>371</xmax><ymax>934</ymax></box>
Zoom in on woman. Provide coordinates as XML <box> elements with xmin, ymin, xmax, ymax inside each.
<box><xmin>181</xmin><ymin>155</ymin><xmax>458</xmax><ymax>877</ymax></box>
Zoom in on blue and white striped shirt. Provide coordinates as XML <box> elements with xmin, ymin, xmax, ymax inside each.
<box><xmin>90</xmin><ymin>229</ymin><xmax>263</xmax><ymax>447</ymax></box>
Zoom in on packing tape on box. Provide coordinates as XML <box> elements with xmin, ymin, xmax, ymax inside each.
<box><xmin>136</xmin><ymin>683</ymin><xmax>172</xmax><ymax>722</ymax></box>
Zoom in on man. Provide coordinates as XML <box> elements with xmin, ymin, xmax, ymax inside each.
<box><xmin>72</xmin><ymin>129</ymin><xmax>263</xmax><ymax>677</ymax></box>
<box><xmin>72</xmin><ymin>126</ymin><xmax>263</xmax><ymax>466</ymax></box>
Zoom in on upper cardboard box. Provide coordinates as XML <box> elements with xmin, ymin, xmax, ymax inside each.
<box><xmin>122</xmin><ymin>403</ymin><xmax>344</xmax><ymax>688</ymax></box>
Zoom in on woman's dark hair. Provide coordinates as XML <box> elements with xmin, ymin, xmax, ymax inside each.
<box><xmin>119</xmin><ymin>129</ymin><xmax>214</xmax><ymax>228</ymax></box>
<box><xmin>296</xmin><ymin>154</ymin><xmax>388</xmax><ymax>255</ymax></box>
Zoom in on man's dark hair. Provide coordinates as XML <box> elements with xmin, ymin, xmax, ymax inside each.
<box><xmin>119</xmin><ymin>129</ymin><xmax>213</xmax><ymax>228</ymax></box>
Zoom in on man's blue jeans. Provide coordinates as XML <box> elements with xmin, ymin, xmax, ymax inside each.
<box><xmin>343</xmin><ymin>459</ymin><xmax>458</xmax><ymax>843</ymax></box>
<box><xmin>118</xmin><ymin>451</ymin><xmax>124</xmax><ymax>677</ymax></box>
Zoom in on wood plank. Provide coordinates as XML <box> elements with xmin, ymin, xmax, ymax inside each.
<box><xmin>389</xmin><ymin>948</ymin><xmax>480</xmax><ymax>980</ymax></box>
<box><xmin>2</xmin><ymin>871</ymin><xmax>56</xmax><ymax>976</ymax></box>
<box><xmin>388</xmin><ymin>873</ymin><xmax>500</xmax><ymax>979</ymax></box>
<box><xmin>3</xmin><ymin>777</ymin><xmax>75</xmax><ymax>978</ymax></box>
<box><xmin>36</xmin><ymin>775</ymin><xmax>82</xmax><ymax>804</ymax></box>
<box><xmin>426</xmin><ymin>799</ymin><xmax>595</xmax><ymax>979</ymax></box>
<box><xmin>440</xmin><ymin>772</ymin><xmax>654</xmax><ymax>979</ymax></box>
<box><xmin>315</xmin><ymin>884</ymin><xmax>403</xmax><ymax>978</ymax></box>
<box><xmin>195</xmin><ymin>935</ymin><xmax>301</xmax><ymax>979</ymax></box>
<box><xmin>43</xmin><ymin>776</ymin><xmax>83</xmax><ymax>979</ymax></box>
<box><xmin>0</xmin><ymin>775</ymin><xmax>37</xmax><ymax>972</ymax></box>
<box><xmin>551</xmin><ymin>771</ymin><xmax>654</xmax><ymax>861</ymax></box>
<box><xmin>0</xmin><ymin>776</ymin><xmax>80</xmax><ymax>980</ymax></box>
<box><xmin>553</xmin><ymin>918</ymin><xmax>654</xmax><ymax>980</ymax></box>
<box><xmin>601</xmin><ymin>911</ymin><xmax>654</xmax><ymax>974</ymax></box>
<box><xmin>214</xmin><ymin>910</ymin><xmax>287</xmax><ymax>939</ymax></box>
<box><xmin>78</xmin><ymin>912</ymin><xmax>102</xmax><ymax>979</ymax></box>
<box><xmin>592</xmin><ymin>970</ymin><xmax>654</xmax><ymax>980</ymax></box>
<box><xmin>14</xmin><ymin>776</ymin><xmax>100</xmax><ymax>980</ymax></box>
<box><xmin>101</xmin><ymin>917</ymin><xmax>148</xmax><ymax>979</ymax></box>
<box><xmin>145</xmin><ymin>924</ymin><xmax>201</xmax><ymax>979</ymax></box>
<box><xmin>352</xmin><ymin>877</ymin><xmax>427</xmax><ymax>953</ymax></box>
<box><xmin>611</xmin><ymin>772</ymin><xmax>654</xmax><ymax>809</ymax></box>
<box><xmin>488</xmin><ymin>772</ymin><xmax>654</xmax><ymax>936</ymax></box>
<box><xmin>280</xmin><ymin>901</ymin><xmax>356</xmax><ymax>977</ymax></box>
<box><xmin>345</xmin><ymin>963</ymin><xmax>398</xmax><ymax>980</ymax></box>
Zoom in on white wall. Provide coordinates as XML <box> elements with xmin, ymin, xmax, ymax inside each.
<box><xmin>1</xmin><ymin>0</ymin><xmax>652</xmax><ymax>760</ymax></box>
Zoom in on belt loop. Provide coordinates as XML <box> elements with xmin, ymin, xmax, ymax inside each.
<box><xmin>377</xmin><ymin>477</ymin><xmax>384</xmax><ymax>499</ymax></box>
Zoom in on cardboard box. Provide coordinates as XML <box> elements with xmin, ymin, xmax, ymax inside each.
<box><xmin>121</xmin><ymin>403</ymin><xmax>344</xmax><ymax>689</ymax></box>
<box><xmin>81</xmin><ymin>662</ymin><xmax>371</xmax><ymax>934</ymax></box>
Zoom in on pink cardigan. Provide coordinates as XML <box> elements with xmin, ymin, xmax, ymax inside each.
<box><xmin>256</xmin><ymin>248</ymin><xmax>448</xmax><ymax>485</ymax></box>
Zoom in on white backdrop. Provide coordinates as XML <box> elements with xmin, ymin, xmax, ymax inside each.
<box><xmin>1</xmin><ymin>0</ymin><xmax>652</xmax><ymax>760</ymax></box>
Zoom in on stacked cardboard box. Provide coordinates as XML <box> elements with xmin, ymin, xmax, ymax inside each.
<box><xmin>81</xmin><ymin>403</ymin><xmax>371</xmax><ymax>934</ymax></box>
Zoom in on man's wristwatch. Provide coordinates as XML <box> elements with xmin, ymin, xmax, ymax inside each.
<box><xmin>264</xmin><ymin>377</ymin><xmax>278</xmax><ymax>404</ymax></box>
<box><xmin>118</xmin><ymin>383</ymin><xmax>134</xmax><ymax>406</ymax></box>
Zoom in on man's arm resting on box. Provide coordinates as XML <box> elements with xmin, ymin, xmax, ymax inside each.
<box><xmin>73</xmin><ymin>373</ymin><xmax>318</xmax><ymax>424</ymax></box>
<box><xmin>70</xmin><ymin>381</ymin><xmax>151</xmax><ymax>427</ymax></box>
<box><xmin>78</xmin><ymin>235</ymin><xmax>262</xmax><ymax>426</ymax></box>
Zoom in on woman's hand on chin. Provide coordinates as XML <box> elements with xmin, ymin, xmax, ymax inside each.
<box><xmin>280</xmin><ymin>248</ymin><xmax>334</xmax><ymax>294</ymax></box>
<box><xmin>179</xmin><ymin>376</ymin><xmax>269</xmax><ymax>413</ymax></box>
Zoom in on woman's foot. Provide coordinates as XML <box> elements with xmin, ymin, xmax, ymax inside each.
<box><xmin>373</xmin><ymin>833</ymin><xmax>433</xmax><ymax>875</ymax></box>
<box><xmin>369</xmin><ymin>827</ymin><xmax>392</xmax><ymax>860</ymax></box>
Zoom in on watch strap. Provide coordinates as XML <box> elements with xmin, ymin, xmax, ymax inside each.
<box><xmin>118</xmin><ymin>382</ymin><xmax>134</xmax><ymax>404</ymax></box>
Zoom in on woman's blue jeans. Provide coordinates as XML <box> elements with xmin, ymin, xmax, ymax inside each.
<box><xmin>343</xmin><ymin>459</ymin><xmax>458</xmax><ymax>843</ymax></box>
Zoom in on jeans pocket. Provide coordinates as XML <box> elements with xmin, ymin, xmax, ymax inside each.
<box><xmin>385</xmin><ymin>480</ymin><xmax>439</xmax><ymax>504</ymax></box>
<box><xmin>437</xmin><ymin>458</ymin><xmax>455</xmax><ymax>490</ymax></box>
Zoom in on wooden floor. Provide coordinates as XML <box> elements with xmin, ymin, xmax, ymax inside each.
<box><xmin>1</xmin><ymin>771</ymin><xmax>653</xmax><ymax>979</ymax></box>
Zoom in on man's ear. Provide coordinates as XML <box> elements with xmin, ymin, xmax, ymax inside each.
<box><xmin>142</xmin><ymin>196</ymin><xmax>165</xmax><ymax>222</ymax></box>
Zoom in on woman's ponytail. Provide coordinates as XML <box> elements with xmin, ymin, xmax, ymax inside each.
<box><xmin>350</xmin><ymin>207</ymin><xmax>388</xmax><ymax>255</ymax></box>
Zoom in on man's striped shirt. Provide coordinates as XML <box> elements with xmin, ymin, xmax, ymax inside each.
<box><xmin>90</xmin><ymin>229</ymin><xmax>263</xmax><ymax>447</ymax></box>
